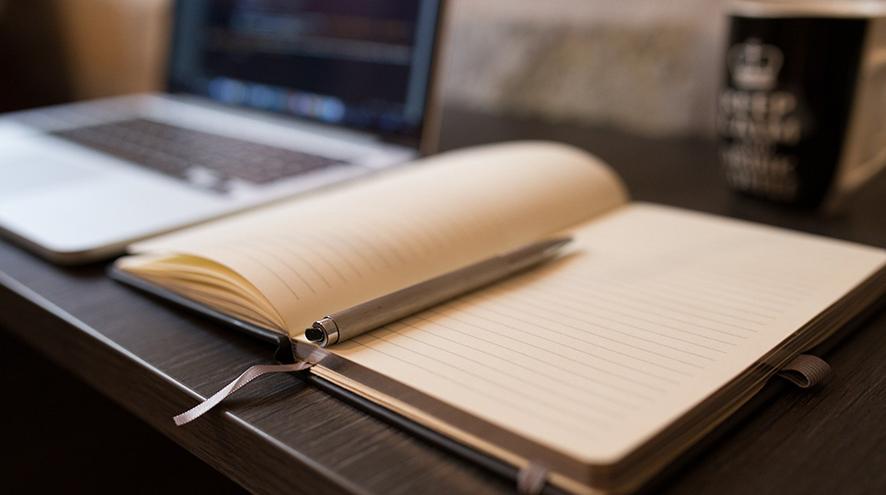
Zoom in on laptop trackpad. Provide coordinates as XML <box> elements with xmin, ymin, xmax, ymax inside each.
<box><xmin>0</xmin><ymin>134</ymin><xmax>226</xmax><ymax>257</ymax></box>
<box><xmin>0</xmin><ymin>138</ymin><xmax>100</xmax><ymax>197</ymax></box>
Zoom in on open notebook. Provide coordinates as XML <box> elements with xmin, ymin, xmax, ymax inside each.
<box><xmin>114</xmin><ymin>142</ymin><xmax>886</xmax><ymax>494</ymax></box>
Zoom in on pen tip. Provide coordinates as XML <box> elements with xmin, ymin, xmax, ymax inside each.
<box><xmin>544</xmin><ymin>237</ymin><xmax>572</xmax><ymax>252</ymax></box>
<box><xmin>553</xmin><ymin>236</ymin><xmax>572</xmax><ymax>248</ymax></box>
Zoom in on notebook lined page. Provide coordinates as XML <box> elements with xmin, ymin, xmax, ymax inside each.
<box><xmin>328</xmin><ymin>203</ymin><xmax>886</xmax><ymax>463</ymax></box>
<box><xmin>127</xmin><ymin>142</ymin><xmax>627</xmax><ymax>334</ymax></box>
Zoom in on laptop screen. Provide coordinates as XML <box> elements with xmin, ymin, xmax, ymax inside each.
<box><xmin>167</xmin><ymin>0</ymin><xmax>443</xmax><ymax>146</ymax></box>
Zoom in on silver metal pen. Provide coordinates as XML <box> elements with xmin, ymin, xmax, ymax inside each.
<box><xmin>304</xmin><ymin>237</ymin><xmax>572</xmax><ymax>347</ymax></box>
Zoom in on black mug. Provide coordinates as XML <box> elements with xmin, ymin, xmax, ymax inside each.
<box><xmin>718</xmin><ymin>0</ymin><xmax>886</xmax><ymax>208</ymax></box>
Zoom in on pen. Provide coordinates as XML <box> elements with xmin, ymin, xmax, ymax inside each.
<box><xmin>304</xmin><ymin>236</ymin><xmax>572</xmax><ymax>347</ymax></box>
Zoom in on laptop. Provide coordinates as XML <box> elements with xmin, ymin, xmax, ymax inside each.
<box><xmin>0</xmin><ymin>0</ymin><xmax>445</xmax><ymax>264</ymax></box>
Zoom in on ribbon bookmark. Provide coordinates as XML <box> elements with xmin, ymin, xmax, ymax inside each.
<box><xmin>174</xmin><ymin>350</ymin><xmax>325</xmax><ymax>426</ymax></box>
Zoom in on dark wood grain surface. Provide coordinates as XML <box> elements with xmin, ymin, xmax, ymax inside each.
<box><xmin>1</xmin><ymin>107</ymin><xmax>885</xmax><ymax>494</ymax></box>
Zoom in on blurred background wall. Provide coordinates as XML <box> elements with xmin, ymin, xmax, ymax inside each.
<box><xmin>444</xmin><ymin>0</ymin><xmax>727</xmax><ymax>137</ymax></box>
<box><xmin>52</xmin><ymin>0</ymin><xmax>168</xmax><ymax>99</ymax></box>
<box><xmin>0</xmin><ymin>0</ymin><xmax>728</xmax><ymax>137</ymax></box>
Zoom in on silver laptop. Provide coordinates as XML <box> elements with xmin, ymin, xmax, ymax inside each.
<box><xmin>0</xmin><ymin>0</ymin><xmax>445</xmax><ymax>264</ymax></box>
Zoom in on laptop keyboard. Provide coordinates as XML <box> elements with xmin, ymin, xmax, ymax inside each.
<box><xmin>51</xmin><ymin>118</ymin><xmax>346</xmax><ymax>191</ymax></box>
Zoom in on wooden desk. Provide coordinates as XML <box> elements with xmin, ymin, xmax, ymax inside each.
<box><xmin>2</xmin><ymin>108</ymin><xmax>885</xmax><ymax>494</ymax></box>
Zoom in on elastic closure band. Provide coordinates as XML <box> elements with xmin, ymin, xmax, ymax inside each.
<box><xmin>777</xmin><ymin>354</ymin><xmax>832</xmax><ymax>389</ymax></box>
<box><xmin>517</xmin><ymin>462</ymin><xmax>549</xmax><ymax>495</ymax></box>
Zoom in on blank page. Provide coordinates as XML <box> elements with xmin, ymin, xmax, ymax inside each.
<box><xmin>127</xmin><ymin>142</ymin><xmax>627</xmax><ymax>335</ymax></box>
<box><xmin>328</xmin><ymin>203</ymin><xmax>886</xmax><ymax>463</ymax></box>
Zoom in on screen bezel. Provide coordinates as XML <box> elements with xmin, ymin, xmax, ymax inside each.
<box><xmin>165</xmin><ymin>0</ymin><xmax>446</xmax><ymax>153</ymax></box>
